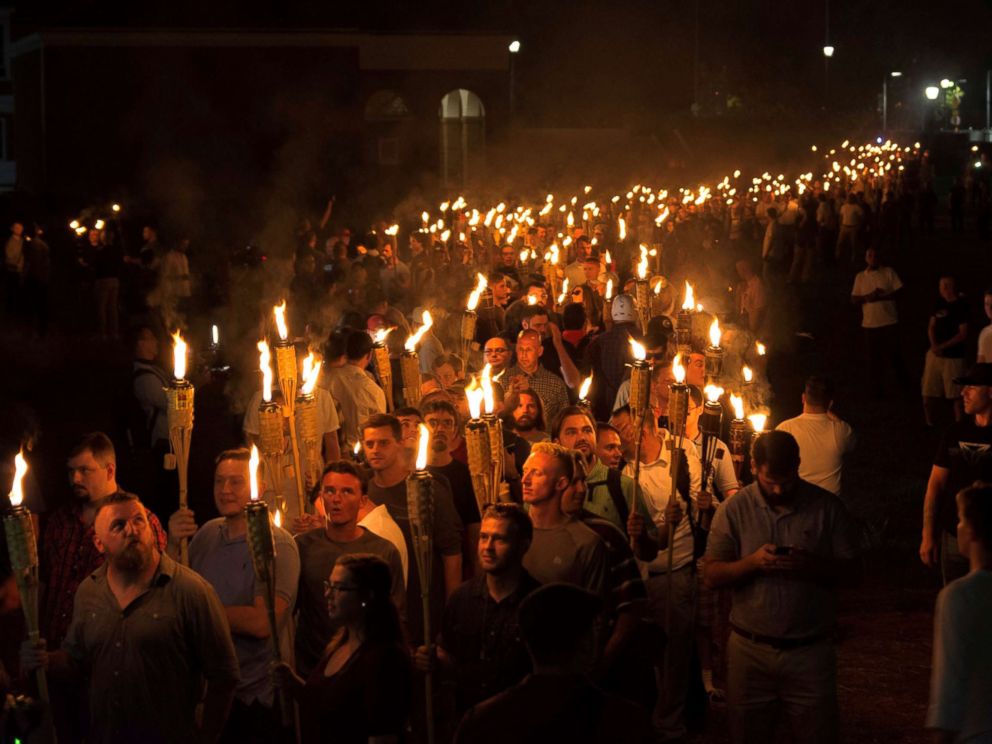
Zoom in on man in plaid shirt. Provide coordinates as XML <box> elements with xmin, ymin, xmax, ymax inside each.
<box><xmin>506</xmin><ymin>329</ymin><xmax>570</xmax><ymax>431</ymax></box>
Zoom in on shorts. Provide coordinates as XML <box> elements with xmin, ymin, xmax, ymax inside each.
<box><xmin>922</xmin><ymin>352</ymin><xmax>965</xmax><ymax>399</ymax></box>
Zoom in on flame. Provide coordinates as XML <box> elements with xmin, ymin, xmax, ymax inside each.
<box><xmin>421</xmin><ymin>211</ymin><xmax>430</xmax><ymax>225</ymax></box>
<box><xmin>730</xmin><ymin>393</ymin><xmax>745</xmax><ymax>420</ymax></box>
<box><xmin>8</xmin><ymin>449</ymin><xmax>27</xmax><ymax>507</ymax></box>
<box><xmin>372</xmin><ymin>327</ymin><xmax>394</xmax><ymax>345</ymax></box>
<box><xmin>249</xmin><ymin>444</ymin><xmax>260</xmax><ymax>501</ymax></box>
<box><xmin>654</xmin><ymin>280</ymin><xmax>662</xmax><ymax>295</ymax></box>
<box><xmin>629</xmin><ymin>337</ymin><xmax>647</xmax><ymax>361</ymax></box>
<box><xmin>273</xmin><ymin>301</ymin><xmax>289</xmax><ymax>341</ymax></box>
<box><xmin>301</xmin><ymin>353</ymin><xmax>322</xmax><ymax>396</ymax></box>
<box><xmin>748</xmin><ymin>413</ymin><xmax>768</xmax><ymax>433</ymax></box>
<box><xmin>112</xmin><ymin>203</ymin><xmax>121</xmax><ymax>212</ymax></box>
<box><xmin>466</xmin><ymin>273</ymin><xmax>488</xmax><ymax>312</ymax></box>
<box><xmin>211</xmin><ymin>324</ymin><xmax>219</xmax><ymax>346</ymax></box>
<box><xmin>384</xmin><ymin>224</ymin><xmax>399</xmax><ymax>236</ymax></box>
<box><xmin>709</xmin><ymin>317</ymin><xmax>722</xmax><ymax>348</ymax></box>
<box><xmin>605</xmin><ymin>278</ymin><xmax>614</xmax><ymax>300</ymax></box>
<box><xmin>579</xmin><ymin>374</ymin><xmax>593</xmax><ymax>401</ymax></box>
<box><xmin>94</xmin><ymin>219</ymin><xmax>105</xmax><ymax>230</ymax></box>
<box><xmin>172</xmin><ymin>330</ymin><xmax>187</xmax><ymax>380</ymax></box>
<box><xmin>69</xmin><ymin>219</ymin><xmax>80</xmax><ymax>229</ymax></box>
<box><xmin>756</xmin><ymin>341</ymin><xmax>766</xmax><ymax>356</ymax></box>
<box><xmin>527</xmin><ymin>294</ymin><xmax>538</xmax><ymax>306</ymax></box>
<box><xmin>466</xmin><ymin>377</ymin><xmax>484</xmax><ymax>419</ymax></box>
<box><xmin>618</xmin><ymin>216</ymin><xmax>627</xmax><ymax>241</ymax></box>
<box><xmin>481</xmin><ymin>363</ymin><xmax>495</xmax><ymax>414</ymax></box>
<box><xmin>415</xmin><ymin>423</ymin><xmax>430</xmax><ymax>470</ymax></box>
<box><xmin>681</xmin><ymin>281</ymin><xmax>695</xmax><ymax>311</ymax></box>
<box><xmin>672</xmin><ymin>353</ymin><xmax>686</xmax><ymax>383</ymax></box>
<box><xmin>743</xmin><ymin>365</ymin><xmax>753</xmax><ymax>383</ymax></box>
<box><xmin>519</xmin><ymin>249</ymin><xmax>529</xmax><ymax>264</ymax></box>
<box><xmin>637</xmin><ymin>246</ymin><xmax>649</xmax><ymax>280</ymax></box>
<box><xmin>273</xmin><ymin>509</ymin><xmax>282</xmax><ymax>528</ymax></box>
<box><xmin>353</xmin><ymin>441</ymin><xmax>361</xmax><ymax>456</ymax></box>
<box><xmin>605</xmin><ymin>249</ymin><xmax>612</xmax><ymax>266</ymax></box>
<box><xmin>405</xmin><ymin>310</ymin><xmax>434</xmax><ymax>353</ymax></box>
<box><xmin>258</xmin><ymin>340</ymin><xmax>273</xmax><ymax>402</ymax></box>
<box><xmin>704</xmin><ymin>384</ymin><xmax>724</xmax><ymax>403</ymax></box>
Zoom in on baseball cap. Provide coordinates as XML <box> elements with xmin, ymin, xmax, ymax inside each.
<box><xmin>954</xmin><ymin>363</ymin><xmax>992</xmax><ymax>386</ymax></box>
<box><xmin>611</xmin><ymin>294</ymin><xmax>637</xmax><ymax>323</ymax></box>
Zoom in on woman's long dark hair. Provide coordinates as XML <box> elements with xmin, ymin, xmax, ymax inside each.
<box><xmin>335</xmin><ymin>553</ymin><xmax>405</xmax><ymax>646</ymax></box>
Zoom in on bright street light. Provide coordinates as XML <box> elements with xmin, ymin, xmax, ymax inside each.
<box><xmin>822</xmin><ymin>45</ymin><xmax>834</xmax><ymax>58</ymax></box>
<box><xmin>925</xmin><ymin>86</ymin><xmax>940</xmax><ymax>100</ymax></box>
<box><xmin>890</xmin><ymin>71</ymin><xmax>902</xmax><ymax>78</ymax></box>
<box><xmin>940</xmin><ymin>78</ymin><xmax>953</xmax><ymax>89</ymax></box>
<box><xmin>508</xmin><ymin>40</ymin><xmax>521</xmax><ymax>53</ymax></box>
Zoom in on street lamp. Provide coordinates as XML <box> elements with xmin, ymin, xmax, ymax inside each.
<box><xmin>508</xmin><ymin>40</ymin><xmax>521</xmax><ymax>118</ymax></box>
<box><xmin>882</xmin><ymin>70</ymin><xmax>902</xmax><ymax>134</ymax></box>
<box><xmin>822</xmin><ymin>45</ymin><xmax>834</xmax><ymax>57</ymax></box>
<box><xmin>508</xmin><ymin>40</ymin><xmax>520</xmax><ymax>54</ymax></box>
<box><xmin>925</xmin><ymin>86</ymin><xmax>940</xmax><ymax>100</ymax></box>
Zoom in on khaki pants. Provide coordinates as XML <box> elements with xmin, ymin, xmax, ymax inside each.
<box><xmin>727</xmin><ymin>631</ymin><xmax>839</xmax><ymax>744</ymax></box>
<box><xmin>646</xmin><ymin>567</ymin><xmax>695</xmax><ymax>740</ymax></box>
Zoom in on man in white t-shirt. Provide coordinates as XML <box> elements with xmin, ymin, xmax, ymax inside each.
<box><xmin>851</xmin><ymin>247</ymin><xmax>908</xmax><ymax>398</ymax></box>
<box><xmin>977</xmin><ymin>289</ymin><xmax>992</xmax><ymax>363</ymax></box>
<box><xmin>776</xmin><ymin>376</ymin><xmax>856</xmax><ymax>496</ymax></box>
<box><xmin>836</xmin><ymin>193</ymin><xmax>864</xmax><ymax>266</ymax></box>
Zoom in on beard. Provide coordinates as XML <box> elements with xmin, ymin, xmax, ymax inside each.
<box><xmin>112</xmin><ymin>540</ymin><xmax>151</xmax><ymax>573</ymax></box>
<box><xmin>431</xmin><ymin>436</ymin><xmax>449</xmax><ymax>453</ymax></box>
<box><xmin>515</xmin><ymin>415</ymin><xmax>536</xmax><ymax>431</ymax></box>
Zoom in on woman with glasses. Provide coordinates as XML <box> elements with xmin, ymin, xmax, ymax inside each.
<box><xmin>273</xmin><ymin>553</ymin><xmax>411</xmax><ymax>743</ymax></box>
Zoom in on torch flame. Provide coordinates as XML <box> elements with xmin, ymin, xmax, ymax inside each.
<box><xmin>654</xmin><ymin>280</ymin><xmax>662</xmax><ymax>295</ymax></box>
<box><xmin>605</xmin><ymin>278</ymin><xmax>614</xmax><ymax>300</ymax></box>
<box><xmin>353</xmin><ymin>441</ymin><xmax>361</xmax><ymax>456</ymax></box>
<box><xmin>273</xmin><ymin>509</ymin><xmax>282</xmax><ymax>528</ymax></box>
<box><xmin>743</xmin><ymin>365</ymin><xmax>753</xmax><ymax>383</ymax></box>
<box><xmin>301</xmin><ymin>353</ymin><xmax>322</xmax><ymax>396</ymax></box>
<box><xmin>372</xmin><ymin>327</ymin><xmax>394</xmax><ymax>345</ymax></box>
<box><xmin>681</xmin><ymin>281</ymin><xmax>695</xmax><ymax>311</ymax></box>
<box><xmin>579</xmin><ymin>374</ymin><xmax>593</xmax><ymax>401</ymax></box>
<box><xmin>415</xmin><ymin>423</ymin><xmax>430</xmax><ymax>471</ymax></box>
<box><xmin>519</xmin><ymin>248</ymin><xmax>529</xmax><ymax>264</ymax></box>
<box><xmin>273</xmin><ymin>301</ymin><xmax>289</xmax><ymax>341</ymax></box>
<box><xmin>466</xmin><ymin>377</ymin><xmax>484</xmax><ymax>420</ymax></box>
<box><xmin>8</xmin><ymin>449</ymin><xmax>27</xmax><ymax>507</ymax></box>
<box><xmin>730</xmin><ymin>393</ymin><xmax>745</xmax><ymax>420</ymax></box>
<box><xmin>605</xmin><ymin>249</ymin><xmax>612</xmax><ymax>266</ymax></box>
<box><xmin>172</xmin><ymin>331</ymin><xmax>187</xmax><ymax>380</ymax></box>
<box><xmin>481</xmin><ymin>363</ymin><xmax>495</xmax><ymax>414</ymax></box>
<box><xmin>258</xmin><ymin>340</ymin><xmax>273</xmax><ymax>402</ymax></box>
<box><xmin>249</xmin><ymin>444</ymin><xmax>260</xmax><ymax>502</ymax></box>
<box><xmin>618</xmin><ymin>216</ymin><xmax>627</xmax><ymax>241</ymax></box>
<box><xmin>629</xmin><ymin>337</ymin><xmax>647</xmax><ymax>362</ymax></box>
<box><xmin>748</xmin><ymin>413</ymin><xmax>768</xmax><ymax>433</ymax></box>
<box><xmin>709</xmin><ymin>317</ymin><xmax>722</xmax><ymax>348</ymax></box>
<box><xmin>211</xmin><ymin>324</ymin><xmax>219</xmax><ymax>346</ymax></box>
<box><xmin>704</xmin><ymin>384</ymin><xmax>724</xmax><ymax>403</ymax></box>
<box><xmin>672</xmin><ymin>353</ymin><xmax>686</xmax><ymax>383</ymax></box>
<box><xmin>755</xmin><ymin>341</ymin><xmax>766</xmax><ymax>356</ymax></box>
<box><xmin>405</xmin><ymin>311</ymin><xmax>434</xmax><ymax>353</ymax></box>
<box><xmin>527</xmin><ymin>294</ymin><xmax>538</xmax><ymax>306</ymax></box>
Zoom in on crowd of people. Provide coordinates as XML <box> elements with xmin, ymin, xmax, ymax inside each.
<box><xmin>1</xmin><ymin>139</ymin><xmax>991</xmax><ymax>744</ymax></box>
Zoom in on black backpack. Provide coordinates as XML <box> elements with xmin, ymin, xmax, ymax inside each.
<box><xmin>587</xmin><ymin>467</ymin><xmax>629</xmax><ymax>525</ymax></box>
<box><xmin>124</xmin><ymin>367</ymin><xmax>162</xmax><ymax>452</ymax></box>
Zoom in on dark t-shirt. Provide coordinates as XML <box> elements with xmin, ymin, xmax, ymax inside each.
<box><xmin>934</xmin><ymin>419</ymin><xmax>992</xmax><ymax>533</ymax></box>
<box><xmin>932</xmin><ymin>297</ymin><xmax>969</xmax><ymax>358</ymax></box>
<box><xmin>429</xmin><ymin>460</ymin><xmax>482</xmax><ymax>526</ymax></box>
<box><xmin>368</xmin><ymin>476</ymin><xmax>463</xmax><ymax>644</ymax></box>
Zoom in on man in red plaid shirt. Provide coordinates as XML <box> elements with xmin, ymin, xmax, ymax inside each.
<box><xmin>40</xmin><ymin>432</ymin><xmax>168</xmax><ymax>648</ymax></box>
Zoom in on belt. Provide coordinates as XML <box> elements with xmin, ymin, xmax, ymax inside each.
<box><xmin>731</xmin><ymin>624</ymin><xmax>828</xmax><ymax>650</ymax></box>
<box><xmin>647</xmin><ymin>564</ymin><xmax>692</xmax><ymax>578</ymax></box>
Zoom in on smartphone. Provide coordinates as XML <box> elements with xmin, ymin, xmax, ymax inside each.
<box><xmin>773</xmin><ymin>546</ymin><xmax>792</xmax><ymax>556</ymax></box>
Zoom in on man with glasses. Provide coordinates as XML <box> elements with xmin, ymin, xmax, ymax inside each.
<box><xmin>412</xmin><ymin>503</ymin><xmax>539</xmax><ymax>715</ymax></box>
<box><xmin>483</xmin><ymin>337</ymin><xmax>512</xmax><ymax>376</ymax></box>
<box><xmin>164</xmin><ymin>448</ymin><xmax>300</xmax><ymax>741</ymax></box>
<box><xmin>612</xmin><ymin>331</ymin><xmax>670</xmax><ymax>414</ymax></box>
<box><xmin>294</xmin><ymin>460</ymin><xmax>404</xmax><ymax>676</ymax></box>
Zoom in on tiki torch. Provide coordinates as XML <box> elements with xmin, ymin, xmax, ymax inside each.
<box><xmin>244</xmin><ymin>445</ymin><xmax>292</xmax><ymax>725</ymax></box>
<box><xmin>728</xmin><ymin>393</ymin><xmax>749</xmax><ymax>482</ymax></box>
<box><xmin>635</xmin><ymin>246</ymin><xmax>651</xmax><ymax>336</ymax></box>
<box><xmin>464</xmin><ymin>379</ymin><xmax>492</xmax><ymax>514</ymax></box>
<box><xmin>577</xmin><ymin>374</ymin><xmax>593</xmax><ymax>412</ymax></box>
<box><xmin>402</xmin><ymin>310</ymin><xmax>433</xmax><ymax>408</ymax></box>
<box><xmin>4</xmin><ymin>451</ymin><xmax>54</xmax><ymax>727</ymax></box>
<box><xmin>542</xmin><ymin>244</ymin><xmax>560</xmax><ymax>300</ymax></box>
<box><xmin>462</xmin><ymin>273</ymin><xmax>487</xmax><ymax>363</ymax></box>
<box><xmin>407</xmin><ymin>424</ymin><xmax>436</xmax><ymax>744</ymax></box>
<box><xmin>705</xmin><ymin>318</ymin><xmax>724</xmax><ymax>386</ymax></box>
<box><xmin>676</xmin><ymin>281</ymin><xmax>695</xmax><ymax>358</ymax></box>
<box><xmin>699</xmin><ymin>385</ymin><xmax>725</xmax><ymax>529</ymax></box>
<box><xmin>257</xmin><ymin>341</ymin><xmax>288</xmax><ymax>514</ymax></box>
<box><xmin>166</xmin><ymin>331</ymin><xmax>194</xmax><ymax>565</ymax></box>
<box><xmin>627</xmin><ymin>338</ymin><xmax>652</xmax><ymax>525</ymax></box>
<box><xmin>748</xmin><ymin>412</ymin><xmax>768</xmax><ymax>437</ymax></box>
<box><xmin>480</xmin><ymin>364</ymin><xmax>507</xmax><ymax>503</ymax></box>
<box><xmin>296</xmin><ymin>353</ymin><xmax>324</xmax><ymax>495</ymax></box>
<box><xmin>273</xmin><ymin>302</ymin><xmax>307</xmax><ymax>517</ymax></box>
<box><xmin>371</xmin><ymin>327</ymin><xmax>395</xmax><ymax>412</ymax></box>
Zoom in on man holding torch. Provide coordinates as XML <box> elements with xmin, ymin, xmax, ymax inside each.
<box><xmin>165</xmin><ymin>448</ymin><xmax>300</xmax><ymax>741</ymax></box>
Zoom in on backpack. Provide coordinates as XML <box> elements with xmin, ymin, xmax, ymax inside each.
<box><xmin>588</xmin><ymin>467</ymin><xmax>629</xmax><ymax>526</ymax></box>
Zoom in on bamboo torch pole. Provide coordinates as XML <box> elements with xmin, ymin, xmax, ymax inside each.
<box><xmin>166</xmin><ymin>331</ymin><xmax>194</xmax><ymax>565</ymax></box>
<box><xmin>273</xmin><ymin>302</ymin><xmax>308</xmax><ymax>517</ymax></box>
<box><xmin>257</xmin><ymin>341</ymin><xmax>287</xmax><ymax>514</ymax></box>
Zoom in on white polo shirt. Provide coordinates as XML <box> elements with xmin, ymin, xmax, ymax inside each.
<box><xmin>851</xmin><ymin>266</ymin><xmax>902</xmax><ymax>328</ymax></box>
<box><xmin>776</xmin><ymin>412</ymin><xmax>856</xmax><ymax>495</ymax></box>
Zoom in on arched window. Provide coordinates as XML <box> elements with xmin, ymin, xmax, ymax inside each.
<box><xmin>439</xmin><ymin>89</ymin><xmax>486</xmax><ymax>186</ymax></box>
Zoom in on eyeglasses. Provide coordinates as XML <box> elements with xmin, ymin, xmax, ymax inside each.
<box><xmin>323</xmin><ymin>580</ymin><xmax>360</xmax><ymax>597</ymax></box>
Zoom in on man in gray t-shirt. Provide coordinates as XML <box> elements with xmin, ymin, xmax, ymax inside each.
<box><xmin>295</xmin><ymin>460</ymin><xmax>405</xmax><ymax>675</ymax></box>
<box><xmin>167</xmin><ymin>448</ymin><xmax>300</xmax><ymax>740</ymax></box>
<box><xmin>705</xmin><ymin>431</ymin><xmax>860</xmax><ymax>744</ymax></box>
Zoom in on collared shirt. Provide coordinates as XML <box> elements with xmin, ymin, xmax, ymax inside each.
<box><xmin>189</xmin><ymin>518</ymin><xmax>300</xmax><ymax>706</ymax></box>
<box><xmin>322</xmin><ymin>364</ymin><xmax>386</xmax><ymax>450</ymax></box>
<box><xmin>625</xmin><ymin>434</ymin><xmax>703</xmax><ymax>573</ymax></box>
<box><xmin>776</xmin><ymin>413</ymin><xmax>856</xmax><ymax>495</ymax></box>
<box><xmin>62</xmin><ymin>552</ymin><xmax>240</xmax><ymax>744</ymax></box>
<box><xmin>705</xmin><ymin>481</ymin><xmax>861</xmax><ymax>639</ymax></box>
<box><xmin>40</xmin><ymin>500</ymin><xmax>168</xmax><ymax>648</ymax></box>
<box><xmin>851</xmin><ymin>266</ymin><xmax>902</xmax><ymax>328</ymax></box>
<box><xmin>583</xmin><ymin>459</ymin><xmax>657</xmax><ymax>541</ymax></box>
<box><xmin>441</xmin><ymin>571</ymin><xmax>541</xmax><ymax>711</ymax></box>
<box><xmin>505</xmin><ymin>363</ymin><xmax>570</xmax><ymax>430</ymax></box>
<box><xmin>690</xmin><ymin>432</ymin><xmax>740</xmax><ymax>498</ymax></box>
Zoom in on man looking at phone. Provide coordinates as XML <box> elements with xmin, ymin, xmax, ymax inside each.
<box><xmin>704</xmin><ymin>430</ymin><xmax>861</xmax><ymax>744</ymax></box>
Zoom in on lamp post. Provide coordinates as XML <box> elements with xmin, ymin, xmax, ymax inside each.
<box><xmin>508</xmin><ymin>40</ymin><xmax>520</xmax><ymax>118</ymax></box>
<box><xmin>823</xmin><ymin>45</ymin><xmax>834</xmax><ymax>108</ymax></box>
<box><xmin>882</xmin><ymin>71</ymin><xmax>902</xmax><ymax>135</ymax></box>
